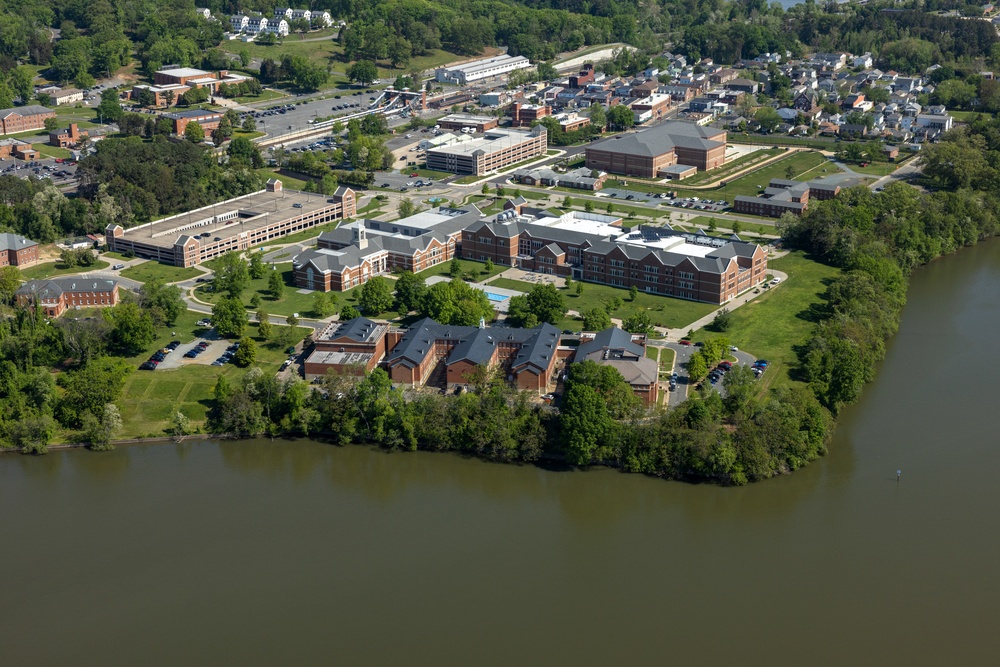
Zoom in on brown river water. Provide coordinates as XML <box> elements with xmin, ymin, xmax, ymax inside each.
<box><xmin>2</xmin><ymin>239</ymin><xmax>999</xmax><ymax>666</ymax></box>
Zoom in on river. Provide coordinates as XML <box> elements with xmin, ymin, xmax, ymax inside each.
<box><xmin>2</xmin><ymin>239</ymin><xmax>999</xmax><ymax>665</ymax></box>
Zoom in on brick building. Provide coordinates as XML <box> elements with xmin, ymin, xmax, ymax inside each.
<box><xmin>575</xmin><ymin>327</ymin><xmax>659</xmax><ymax>405</ymax></box>
<box><xmin>585</xmin><ymin>121</ymin><xmax>727</xmax><ymax>177</ymax></box>
<box><xmin>630</xmin><ymin>93</ymin><xmax>672</xmax><ymax>124</ymax></box>
<box><xmin>511</xmin><ymin>166</ymin><xmax>607</xmax><ymax>191</ymax></box>
<box><xmin>303</xmin><ymin>317</ymin><xmax>388</xmax><ymax>380</ymax></box>
<box><xmin>425</xmin><ymin>126</ymin><xmax>546</xmax><ymax>176</ymax></box>
<box><xmin>385</xmin><ymin>318</ymin><xmax>561</xmax><ymax>392</ymax></box>
<box><xmin>107</xmin><ymin>181</ymin><xmax>356</xmax><ymax>267</ymax></box>
<box><xmin>16</xmin><ymin>278</ymin><xmax>119</xmax><ymax>317</ymax></box>
<box><xmin>733</xmin><ymin>178</ymin><xmax>841</xmax><ymax>217</ymax></box>
<box><xmin>166</xmin><ymin>109</ymin><xmax>223</xmax><ymax>137</ymax></box>
<box><xmin>436</xmin><ymin>113</ymin><xmax>499</xmax><ymax>133</ymax></box>
<box><xmin>462</xmin><ymin>204</ymin><xmax>767</xmax><ymax>305</ymax></box>
<box><xmin>49</xmin><ymin>123</ymin><xmax>88</xmax><ymax>148</ymax></box>
<box><xmin>0</xmin><ymin>105</ymin><xmax>55</xmax><ymax>135</ymax></box>
<box><xmin>510</xmin><ymin>102</ymin><xmax>550</xmax><ymax>127</ymax></box>
<box><xmin>131</xmin><ymin>68</ymin><xmax>252</xmax><ymax>107</ymax></box>
<box><xmin>292</xmin><ymin>206</ymin><xmax>480</xmax><ymax>292</ymax></box>
<box><xmin>569</xmin><ymin>64</ymin><xmax>596</xmax><ymax>89</ymax></box>
<box><xmin>0</xmin><ymin>233</ymin><xmax>39</xmax><ymax>266</ymax></box>
<box><xmin>0</xmin><ymin>138</ymin><xmax>38</xmax><ymax>160</ymax></box>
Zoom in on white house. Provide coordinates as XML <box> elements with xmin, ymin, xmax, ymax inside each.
<box><xmin>246</xmin><ymin>16</ymin><xmax>269</xmax><ymax>34</ymax></box>
<box><xmin>275</xmin><ymin>8</ymin><xmax>311</xmax><ymax>21</ymax></box>
<box><xmin>264</xmin><ymin>19</ymin><xmax>289</xmax><ymax>37</ymax></box>
<box><xmin>195</xmin><ymin>7</ymin><xmax>212</xmax><ymax>20</ymax></box>
<box><xmin>313</xmin><ymin>11</ymin><xmax>334</xmax><ymax>26</ymax></box>
<box><xmin>229</xmin><ymin>14</ymin><xmax>249</xmax><ymax>32</ymax></box>
<box><xmin>853</xmin><ymin>53</ymin><xmax>873</xmax><ymax>69</ymax></box>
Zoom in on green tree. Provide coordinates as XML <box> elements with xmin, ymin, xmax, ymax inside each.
<box><xmin>213</xmin><ymin>252</ymin><xmax>250</xmax><ymax>299</ymax></box>
<box><xmin>525</xmin><ymin>283</ymin><xmax>566</xmax><ymax>324</ymax></box>
<box><xmin>234</xmin><ymin>337</ymin><xmax>258</xmax><ymax>367</ymax></box>
<box><xmin>103</xmin><ymin>302</ymin><xmax>155</xmax><ymax>356</ymax></box>
<box><xmin>563</xmin><ymin>196</ymin><xmax>574</xmax><ymax>209</ymax></box>
<box><xmin>359</xmin><ymin>276</ymin><xmax>394</xmax><ymax>315</ymax></box>
<box><xmin>398</xmin><ymin>198</ymin><xmax>417</xmax><ymax>218</ymax></box>
<box><xmin>248</xmin><ymin>252</ymin><xmax>266</xmax><ymax>280</ymax></box>
<box><xmin>575</xmin><ymin>281</ymin><xmax>584</xmax><ymax>296</ymax></box>
<box><xmin>449</xmin><ymin>257</ymin><xmax>462</xmax><ymax>278</ymax></box>
<box><xmin>340</xmin><ymin>304</ymin><xmax>361</xmax><ymax>320</ymax></box>
<box><xmin>213</xmin><ymin>116</ymin><xmax>233</xmax><ymax>146</ymax></box>
<box><xmin>184</xmin><ymin>121</ymin><xmax>205</xmax><ymax>143</ymax></box>
<box><xmin>754</xmin><ymin>106</ymin><xmax>782</xmax><ymax>133</ymax></box>
<box><xmin>393</xmin><ymin>271</ymin><xmax>426</xmax><ymax>313</ymax></box>
<box><xmin>481</xmin><ymin>183</ymin><xmax>490</xmax><ymax>195</ymax></box>
<box><xmin>731</xmin><ymin>220</ymin><xmax>742</xmax><ymax>235</ymax></box>
<box><xmin>347</xmin><ymin>60</ymin><xmax>378</xmax><ymax>86</ymax></box>
<box><xmin>584</xmin><ymin>200</ymin><xmax>594</xmax><ymax>213</ymax></box>
<box><xmin>267</xmin><ymin>271</ymin><xmax>285</xmax><ymax>300</ymax></box>
<box><xmin>98</xmin><ymin>88</ymin><xmax>123</xmax><ymax>123</ymax></box>
<box><xmin>622</xmin><ymin>310</ymin><xmax>653</xmax><ymax>335</ymax></box>
<box><xmin>242</xmin><ymin>116</ymin><xmax>256</xmax><ymax>132</ymax></box>
<box><xmin>57</xmin><ymin>357</ymin><xmax>132</xmax><ymax>428</ymax></box>
<box><xmin>171</xmin><ymin>411</ymin><xmax>192</xmax><ymax>438</ymax></box>
<box><xmin>710</xmin><ymin>308</ymin><xmax>732</xmax><ymax>332</ymax></box>
<box><xmin>588</xmin><ymin>103</ymin><xmax>606</xmax><ymax>130</ymax></box>
<box><xmin>687</xmin><ymin>352</ymin><xmax>708</xmax><ymax>382</ymax></box>
<box><xmin>484</xmin><ymin>258</ymin><xmax>494</xmax><ymax>274</ymax></box>
<box><xmin>629</xmin><ymin>285</ymin><xmax>639</xmax><ymax>302</ymax></box>
<box><xmin>257</xmin><ymin>309</ymin><xmax>272</xmax><ymax>340</ymax></box>
<box><xmin>607</xmin><ymin>104</ymin><xmax>635</xmax><ymax>130</ymax></box>
<box><xmin>81</xmin><ymin>403</ymin><xmax>122</xmax><ymax>451</ymax></box>
<box><xmin>139</xmin><ymin>278</ymin><xmax>185</xmax><ymax>326</ymax></box>
<box><xmin>312</xmin><ymin>292</ymin><xmax>337</xmax><ymax>317</ymax></box>
<box><xmin>0</xmin><ymin>266</ymin><xmax>22</xmax><ymax>304</ymax></box>
<box><xmin>582</xmin><ymin>307</ymin><xmax>612</xmax><ymax>331</ymax></box>
<box><xmin>212</xmin><ymin>297</ymin><xmax>248</xmax><ymax>339</ymax></box>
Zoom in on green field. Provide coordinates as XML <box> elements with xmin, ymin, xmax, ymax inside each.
<box><xmin>680</xmin><ymin>147</ymin><xmax>785</xmax><ymax>185</ymax></box>
<box><xmin>842</xmin><ymin>161</ymin><xmax>899</xmax><ymax>176</ymax></box>
<box><xmin>31</xmin><ymin>143</ymin><xmax>73</xmax><ymax>159</ymax></box>
<box><xmin>606</xmin><ymin>150</ymin><xmax>841</xmax><ymax>204</ymax></box>
<box><xmin>695</xmin><ymin>251</ymin><xmax>841</xmax><ymax>391</ymax></box>
<box><xmin>727</xmin><ymin>134</ymin><xmax>839</xmax><ymax>150</ymax></box>
<box><xmin>121</xmin><ymin>262</ymin><xmax>204</xmax><ymax>284</ymax></box>
<box><xmin>234</xmin><ymin>89</ymin><xmax>288</xmax><ymax>104</ymax></box>
<box><xmin>485</xmin><ymin>276</ymin><xmax>718</xmax><ymax>330</ymax></box>
<box><xmin>116</xmin><ymin>311</ymin><xmax>312</xmax><ymax>438</ymax></box>
<box><xmin>20</xmin><ymin>260</ymin><xmax>110</xmax><ymax>280</ymax></box>
<box><xmin>950</xmin><ymin>110</ymin><xmax>995</xmax><ymax>123</ymax></box>
<box><xmin>417</xmin><ymin>258</ymin><xmax>506</xmax><ymax>282</ymax></box>
<box><xmin>260</xmin><ymin>169</ymin><xmax>309</xmax><ymax>190</ymax></box>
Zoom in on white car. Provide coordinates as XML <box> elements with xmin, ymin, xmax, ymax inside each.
<box><xmin>771</xmin><ymin>278</ymin><xmax>781</xmax><ymax>285</ymax></box>
<box><xmin>729</xmin><ymin>346</ymin><xmax>738</xmax><ymax>352</ymax></box>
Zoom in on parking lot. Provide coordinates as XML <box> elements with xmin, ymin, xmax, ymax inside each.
<box><xmin>145</xmin><ymin>332</ymin><xmax>233</xmax><ymax>371</ymax></box>
<box><xmin>663</xmin><ymin>197</ymin><xmax>729</xmax><ymax>212</ymax></box>
<box><xmin>0</xmin><ymin>158</ymin><xmax>79</xmax><ymax>184</ymax></box>
<box><xmin>661</xmin><ymin>341</ymin><xmax>759</xmax><ymax>407</ymax></box>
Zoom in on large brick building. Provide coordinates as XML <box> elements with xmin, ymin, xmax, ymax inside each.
<box><xmin>585</xmin><ymin>121</ymin><xmax>727</xmax><ymax>177</ymax></box>
<box><xmin>462</xmin><ymin>202</ymin><xmax>767</xmax><ymax>304</ymax></box>
<box><xmin>386</xmin><ymin>318</ymin><xmax>561</xmax><ymax>391</ymax></box>
<box><xmin>0</xmin><ymin>138</ymin><xmax>38</xmax><ymax>161</ymax></box>
<box><xmin>106</xmin><ymin>181</ymin><xmax>356</xmax><ymax>267</ymax></box>
<box><xmin>292</xmin><ymin>206</ymin><xmax>480</xmax><ymax>292</ymax></box>
<box><xmin>49</xmin><ymin>123</ymin><xmax>88</xmax><ymax>148</ymax></box>
<box><xmin>16</xmin><ymin>278</ymin><xmax>119</xmax><ymax>317</ymax></box>
<box><xmin>0</xmin><ymin>105</ymin><xmax>55</xmax><ymax>135</ymax></box>
<box><xmin>733</xmin><ymin>178</ymin><xmax>841</xmax><ymax>217</ymax></box>
<box><xmin>131</xmin><ymin>68</ymin><xmax>253</xmax><ymax>107</ymax></box>
<box><xmin>0</xmin><ymin>233</ymin><xmax>39</xmax><ymax>267</ymax></box>
<box><xmin>425</xmin><ymin>126</ymin><xmax>546</xmax><ymax>175</ymax></box>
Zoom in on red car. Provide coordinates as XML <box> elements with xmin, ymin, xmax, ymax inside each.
<box><xmin>410</xmin><ymin>172</ymin><xmax>419</xmax><ymax>177</ymax></box>
<box><xmin>679</xmin><ymin>340</ymin><xmax>691</xmax><ymax>346</ymax></box>
<box><xmin>719</xmin><ymin>361</ymin><xmax>732</xmax><ymax>370</ymax></box>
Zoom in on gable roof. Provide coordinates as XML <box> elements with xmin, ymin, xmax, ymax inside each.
<box><xmin>0</xmin><ymin>233</ymin><xmax>37</xmax><ymax>252</ymax></box>
<box><xmin>16</xmin><ymin>278</ymin><xmax>117</xmax><ymax>299</ymax></box>
<box><xmin>588</xmin><ymin>121</ymin><xmax>726</xmax><ymax>158</ymax></box>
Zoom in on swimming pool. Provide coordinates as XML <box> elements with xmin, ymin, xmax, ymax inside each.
<box><xmin>485</xmin><ymin>292</ymin><xmax>508</xmax><ymax>302</ymax></box>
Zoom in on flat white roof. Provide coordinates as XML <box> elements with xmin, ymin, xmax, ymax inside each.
<box><xmin>158</xmin><ymin>67</ymin><xmax>210</xmax><ymax>78</ymax></box>
<box><xmin>531</xmin><ymin>212</ymin><xmax>623</xmax><ymax>237</ymax></box>
<box><xmin>427</xmin><ymin>128</ymin><xmax>539</xmax><ymax>157</ymax></box>
<box><xmin>620</xmin><ymin>236</ymin><xmax>716</xmax><ymax>257</ymax></box>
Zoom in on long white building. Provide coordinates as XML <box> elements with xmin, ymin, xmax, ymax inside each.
<box><xmin>435</xmin><ymin>54</ymin><xmax>532</xmax><ymax>86</ymax></box>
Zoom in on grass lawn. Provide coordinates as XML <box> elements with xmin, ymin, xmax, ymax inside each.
<box><xmin>116</xmin><ymin>309</ymin><xmax>312</xmax><ymax>438</ymax></box>
<box><xmin>232</xmin><ymin>130</ymin><xmax>265</xmax><ymax>140</ymax></box>
<box><xmin>680</xmin><ymin>147</ymin><xmax>785</xmax><ymax>185</ymax></box>
<box><xmin>659</xmin><ymin>347</ymin><xmax>675</xmax><ymax>372</ymax></box>
<box><xmin>417</xmin><ymin>258</ymin><xmax>506</xmax><ymax>282</ymax></box>
<box><xmin>842</xmin><ymin>161</ymin><xmax>899</xmax><ymax>176</ymax></box>
<box><xmin>694</xmin><ymin>251</ymin><xmax>841</xmax><ymax>391</ymax></box>
<box><xmin>727</xmin><ymin>134</ymin><xmax>839</xmax><ymax>150</ymax></box>
<box><xmin>31</xmin><ymin>144</ymin><xmax>73</xmax><ymax>159</ymax></box>
<box><xmin>234</xmin><ymin>89</ymin><xmax>287</xmax><ymax>104</ymax></box>
<box><xmin>950</xmin><ymin>110</ymin><xmax>995</xmax><ymax>123</ymax></box>
<box><xmin>453</xmin><ymin>175</ymin><xmax>482</xmax><ymax>185</ymax></box>
<box><xmin>605</xmin><ymin>150</ymin><xmax>839</xmax><ymax>204</ymax></box>
<box><xmin>20</xmin><ymin>259</ymin><xmax>110</xmax><ymax>280</ymax></box>
<box><xmin>197</xmin><ymin>262</ymin><xmax>336</xmax><ymax>318</ymax></box>
<box><xmin>100</xmin><ymin>251</ymin><xmax>132</xmax><ymax>261</ymax></box>
<box><xmin>261</xmin><ymin>168</ymin><xmax>309</xmax><ymax>190</ymax></box>
<box><xmin>121</xmin><ymin>262</ymin><xmax>203</xmax><ymax>284</ymax></box>
<box><xmin>486</xmin><ymin>276</ymin><xmax>719</xmax><ymax>330</ymax></box>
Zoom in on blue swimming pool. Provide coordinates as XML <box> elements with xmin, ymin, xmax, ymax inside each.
<box><xmin>485</xmin><ymin>292</ymin><xmax>508</xmax><ymax>302</ymax></box>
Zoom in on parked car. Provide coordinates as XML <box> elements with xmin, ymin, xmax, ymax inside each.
<box><xmin>139</xmin><ymin>361</ymin><xmax>157</xmax><ymax>371</ymax></box>
<box><xmin>196</xmin><ymin>319</ymin><xmax>211</xmax><ymax>327</ymax></box>
<box><xmin>112</xmin><ymin>264</ymin><xmax>125</xmax><ymax>270</ymax></box>
<box><xmin>167</xmin><ymin>340</ymin><xmax>181</xmax><ymax>350</ymax></box>
<box><xmin>754</xmin><ymin>360</ymin><xmax>769</xmax><ymax>368</ymax></box>
<box><xmin>679</xmin><ymin>340</ymin><xmax>691</xmax><ymax>346</ymax></box>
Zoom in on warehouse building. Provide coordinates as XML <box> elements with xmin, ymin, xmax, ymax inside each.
<box><xmin>106</xmin><ymin>180</ymin><xmax>356</xmax><ymax>267</ymax></box>
<box><xmin>435</xmin><ymin>54</ymin><xmax>532</xmax><ymax>85</ymax></box>
<box><xmin>425</xmin><ymin>126</ymin><xmax>546</xmax><ymax>176</ymax></box>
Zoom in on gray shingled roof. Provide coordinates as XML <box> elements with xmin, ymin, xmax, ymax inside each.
<box><xmin>588</xmin><ymin>121</ymin><xmax>726</xmax><ymax>157</ymax></box>
<box><xmin>386</xmin><ymin>318</ymin><xmax>560</xmax><ymax>372</ymax></box>
<box><xmin>16</xmin><ymin>277</ymin><xmax>117</xmax><ymax>299</ymax></box>
<box><xmin>0</xmin><ymin>105</ymin><xmax>52</xmax><ymax>119</ymax></box>
<box><xmin>317</xmin><ymin>316</ymin><xmax>383</xmax><ymax>343</ymax></box>
<box><xmin>575</xmin><ymin>326</ymin><xmax>645</xmax><ymax>361</ymax></box>
<box><xmin>0</xmin><ymin>233</ymin><xmax>37</xmax><ymax>252</ymax></box>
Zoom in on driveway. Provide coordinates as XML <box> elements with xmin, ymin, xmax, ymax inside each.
<box><xmin>655</xmin><ymin>341</ymin><xmax>758</xmax><ymax>407</ymax></box>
